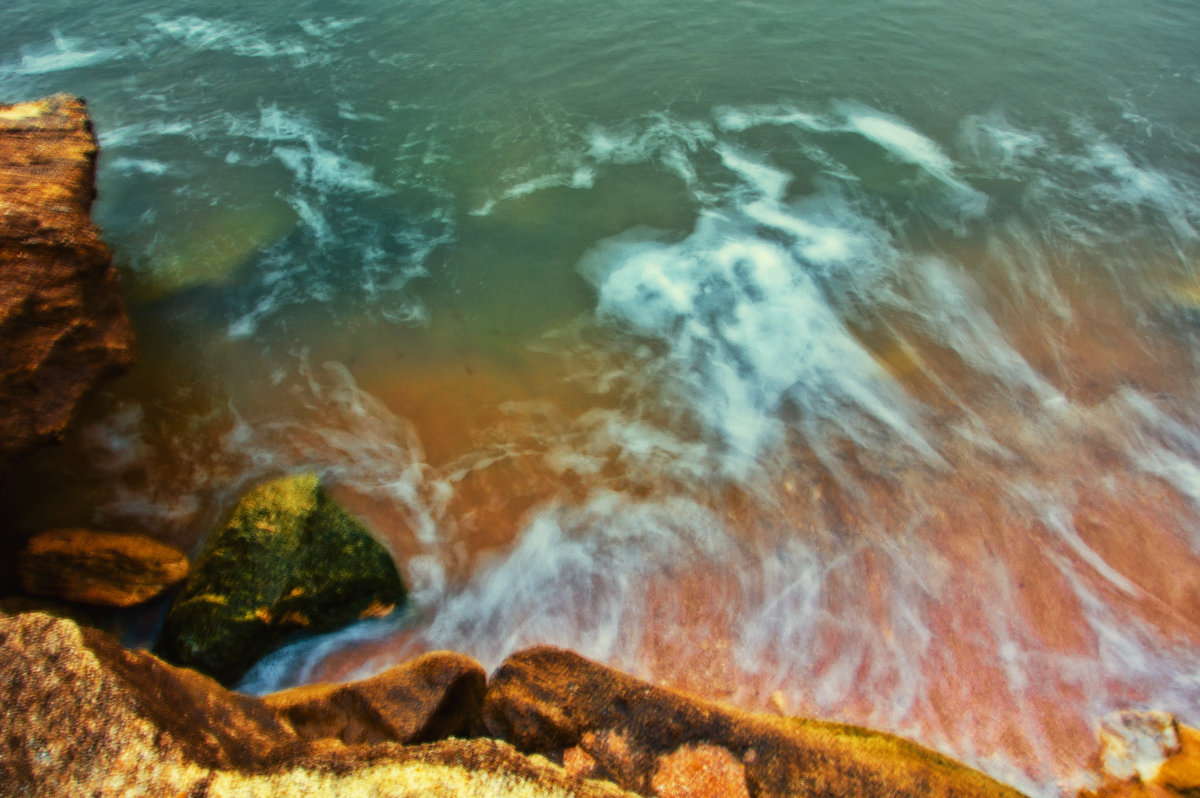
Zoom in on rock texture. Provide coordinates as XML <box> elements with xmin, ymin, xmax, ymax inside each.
<box><xmin>17</xmin><ymin>527</ymin><xmax>189</xmax><ymax>606</ymax></box>
<box><xmin>483</xmin><ymin>645</ymin><xmax>1027</xmax><ymax>798</ymax></box>
<box><xmin>1080</xmin><ymin>711</ymin><xmax>1200</xmax><ymax>798</ymax></box>
<box><xmin>157</xmin><ymin>472</ymin><xmax>407</xmax><ymax>685</ymax></box>
<box><xmin>264</xmin><ymin>650</ymin><xmax>487</xmax><ymax>745</ymax></box>
<box><xmin>0</xmin><ymin>611</ymin><xmax>633</xmax><ymax>798</ymax></box>
<box><xmin>0</xmin><ymin>95</ymin><xmax>135</xmax><ymax>476</ymax></box>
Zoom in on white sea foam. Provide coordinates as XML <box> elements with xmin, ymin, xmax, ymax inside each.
<box><xmin>838</xmin><ymin>102</ymin><xmax>956</xmax><ymax>175</ymax></box>
<box><xmin>957</xmin><ymin>114</ymin><xmax>1045</xmax><ymax>174</ymax></box>
<box><xmin>273</xmin><ymin>140</ymin><xmax>387</xmax><ymax>196</ymax></box>
<box><xmin>713</xmin><ymin>104</ymin><xmax>833</xmax><ymax>134</ymax></box>
<box><xmin>1084</xmin><ymin>139</ymin><xmax>1198</xmax><ymax>243</ymax></box>
<box><xmin>580</xmin><ymin>210</ymin><xmax>936</xmax><ymax>475</ymax></box>
<box><xmin>149</xmin><ymin>15</ymin><xmax>310</xmax><ymax>61</ymax></box>
<box><xmin>586</xmin><ymin>114</ymin><xmax>715</xmax><ymax>187</ymax></box>
<box><xmin>18</xmin><ymin>30</ymin><xmax>128</xmax><ymax>74</ymax></box>
<box><xmin>106</xmin><ymin>157</ymin><xmax>172</xmax><ymax>175</ymax></box>
<box><xmin>297</xmin><ymin>17</ymin><xmax>367</xmax><ymax>40</ymax></box>
<box><xmin>418</xmin><ymin>493</ymin><xmax>733</xmax><ymax>670</ymax></box>
<box><xmin>98</xmin><ymin>120</ymin><xmax>193</xmax><ymax>149</ymax></box>
<box><xmin>909</xmin><ymin>257</ymin><xmax>1061</xmax><ymax>404</ymax></box>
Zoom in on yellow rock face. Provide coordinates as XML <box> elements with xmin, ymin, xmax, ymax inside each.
<box><xmin>17</xmin><ymin>527</ymin><xmax>190</xmax><ymax>606</ymax></box>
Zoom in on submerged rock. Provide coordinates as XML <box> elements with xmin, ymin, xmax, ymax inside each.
<box><xmin>483</xmin><ymin>645</ymin><xmax>1027</xmax><ymax>798</ymax></box>
<box><xmin>157</xmin><ymin>472</ymin><xmax>406</xmax><ymax>685</ymax></box>
<box><xmin>1080</xmin><ymin>711</ymin><xmax>1200</xmax><ymax>798</ymax></box>
<box><xmin>17</xmin><ymin>527</ymin><xmax>189</xmax><ymax>607</ymax></box>
<box><xmin>0</xmin><ymin>95</ymin><xmax>136</xmax><ymax>477</ymax></box>
<box><xmin>0</xmin><ymin>611</ymin><xmax>633</xmax><ymax>797</ymax></box>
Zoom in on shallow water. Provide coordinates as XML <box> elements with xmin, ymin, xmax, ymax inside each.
<box><xmin>3</xmin><ymin>1</ymin><xmax>1200</xmax><ymax>793</ymax></box>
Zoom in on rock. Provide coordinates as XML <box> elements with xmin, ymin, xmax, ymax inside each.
<box><xmin>1099</xmin><ymin>711</ymin><xmax>1182</xmax><ymax>783</ymax></box>
<box><xmin>0</xmin><ymin>611</ymin><xmax>637</xmax><ymax>797</ymax></box>
<box><xmin>651</xmin><ymin>743</ymin><xmax>751</xmax><ymax>798</ymax></box>
<box><xmin>0</xmin><ymin>95</ymin><xmax>136</xmax><ymax>477</ymax></box>
<box><xmin>483</xmin><ymin>645</ymin><xmax>1027</xmax><ymax>798</ymax></box>
<box><xmin>1079</xmin><ymin>712</ymin><xmax>1200</xmax><ymax>798</ymax></box>
<box><xmin>17</xmin><ymin>527</ymin><xmax>189</xmax><ymax>607</ymax></box>
<box><xmin>264</xmin><ymin>650</ymin><xmax>487</xmax><ymax>745</ymax></box>
<box><xmin>157</xmin><ymin>472</ymin><xmax>407</xmax><ymax>685</ymax></box>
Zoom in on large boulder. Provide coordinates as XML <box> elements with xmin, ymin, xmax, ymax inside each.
<box><xmin>0</xmin><ymin>611</ymin><xmax>633</xmax><ymax>797</ymax></box>
<box><xmin>157</xmin><ymin>472</ymin><xmax>407</xmax><ymax>685</ymax></box>
<box><xmin>17</xmin><ymin>527</ymin><xmax>189</xmax><ymax>607</ymax></box>
<box><xmin>0</xmin><ymin>95</ymin><xmax>136</xmax><ymax>477</ymax></box>
<box><xmin>483</xmin><ymin>646</ymin><xmax>1027</xmax><ymax>798</ymax></box>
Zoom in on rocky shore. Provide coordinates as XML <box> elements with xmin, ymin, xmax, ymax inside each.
<box><xmin>2</xmin><ymin>94</ymin><xmax>1197</xmax><ymax>797</ymax></box>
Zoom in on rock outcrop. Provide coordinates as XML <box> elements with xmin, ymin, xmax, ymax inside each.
<box><xmin>157</xmin><ymin>472</ymin><xmax>408</xmax><ymax>685</ymax></box>
<box><xmin>0</xmin><ymin>94</ymin><xmax>135</xmax><ymax>477</ymax></box>
<box><xmin>483</xmin><ymin>645</ymin><xmax>1026</xmax><ymax>798</ymax></box>
<box><xmin>0</xmin><ymin>611</ymin><xmax>633</xmax><ymax>798</ymax></box>
<box><xmin>264</xmin><ymin>650</ymin><xmax>487</xmax><ymax>745</ymax></box>
<box><xmin>17</xmin><ymin>527</ymin><xmax>189</xmax><ymax>606</ymax></box>
<box><xmin>1079</xmin><ymin>711</ymin><xmax>1200</xmax><ymax>798</ymax></box>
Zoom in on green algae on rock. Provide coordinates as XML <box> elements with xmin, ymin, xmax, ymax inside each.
<box><xmin>157</xmin><ymin>472</ymin><xmax>406</xmax><ymax>685</ymax></box>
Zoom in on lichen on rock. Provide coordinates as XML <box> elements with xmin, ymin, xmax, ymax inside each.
<box><xmin>157</xmin><ymin>472</ymin><xmax>407</xmax><ymax>685</ymax></box>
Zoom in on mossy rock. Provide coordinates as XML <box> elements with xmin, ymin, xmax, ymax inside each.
<box><xmin>157</xmin><ymin>473</ymin><xmax>406</xmax><ymax>685</ymax></box>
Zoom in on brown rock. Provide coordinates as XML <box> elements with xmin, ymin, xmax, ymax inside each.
<box><xmin>0</xmin><ymin>611</ymin><xmax>638</xmax><ymax>797</ymax></box>
<box><xmin>0</xmin><ymin>94</ymin><xmax>135</xmax><ymax>476</ymax></box>
<box><xmin>651</xmin><ymin>743</ymin><xmax>750</xmax><ymax>798</ymax></box>
<box><xmin>483</xmin><ymin>645</ymin><xmax>1027</xmax><ymax>798</ymax></box>
<box><xmin>264</xmin><ymin>650</ymin><xmax>487</xmax><ymax>745</ymax></box>
<box><xmin>17</xmin><ymin>527</ymin><xmax>189</xmax><ymax>606</ymax></box>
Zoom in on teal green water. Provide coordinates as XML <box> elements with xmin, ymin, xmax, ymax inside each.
<box><xmin>3</xmin><ymin>2</ymin><xmax>1200</xmax><ymax>792</ymax></box>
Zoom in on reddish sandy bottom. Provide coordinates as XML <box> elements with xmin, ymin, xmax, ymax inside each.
<box><xmin>294</xmin><ymin>271</ymin><xmax>1200</xmax><ymax>794</ymax></box>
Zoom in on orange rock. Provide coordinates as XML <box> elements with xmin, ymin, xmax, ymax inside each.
<box><xmin>651</xmin><ymin>743</ymin><xmax>750</xmax><ymax>798</ymax></box>
<box><xmin>0</xmin><ymin>95</ymin><xmax>135</xmax><ymax>476</ymax></box>
<box><xmin>17</xmin><ymin>527</ymin><xmax>189</xmax><ymax>606</ymax></box>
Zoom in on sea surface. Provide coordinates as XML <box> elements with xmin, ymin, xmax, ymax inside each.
<box><xmin>3</xmin><ymin>0</ymin><xmax>1200</xmax><ymax>792</ymax></box>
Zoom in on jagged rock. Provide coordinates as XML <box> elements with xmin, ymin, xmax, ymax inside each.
<box><xmin>0</xmin><ymin>611</ymin><xmax>634</xmax><ymax>797</ymax></box>
<box><xmin>483</xmin><ymin>645</ymin><xmax>1027</xmax><ymax>798</ymax></box>
<box><xmin>264</xmin><ymin>650</ymin><xmax>487</xmax><ymax>745</ymax></box>
<box><xmin>17</xmin><ymin>527</ymin><xmax>189</xmax><ymax>606</ymax></box>
<box><xmin>1080</xmin><ymin>711</ymin><xmax>1200</xmax><ymax>798</ymax></box>
<box><xmin>0</xmin><ymin>95</ymin><xmax>136</xmax><ymax>477</ymax></box>
<box><xmin>157</xmin><ymin>472</ymin><xmax>407</xmax><ymax>685</ymax></box>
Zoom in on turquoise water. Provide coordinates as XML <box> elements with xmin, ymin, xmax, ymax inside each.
<box><xmin>4</xmin><ymin>1</ymin><xmax>1200</xmax><ymax>792</ymax></box>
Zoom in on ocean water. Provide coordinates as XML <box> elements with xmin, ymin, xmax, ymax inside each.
<box><xmin>3</xmin><ymin>0</ymin><xmax>1200</xmax><ymax>793</ymax></box>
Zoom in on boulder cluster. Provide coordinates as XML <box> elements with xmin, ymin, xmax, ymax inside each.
<box><xmin>1</xmin><ymin>611</ymin><xmax>1027</xmax><ymax>798</ymax></box>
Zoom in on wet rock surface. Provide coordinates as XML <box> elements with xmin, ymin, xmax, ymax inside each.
<box><xmin>17</xmin><ymin>527</ymin><xmax>189</xmax><ymax>606</ymax></box>
<box><xmin>157</xmin><ymin>472</ymin><xmax>408</xmax><ymax>685</ymax></box>
<box><xmin>0</xmin><ymin>94</ymin><xmax>135</xmax><ymax>478</ymax></box>
<box><xmin>483</xmin><ymin>645</ymin><xmax>1027</xmax><ymax>798</ymax></box>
